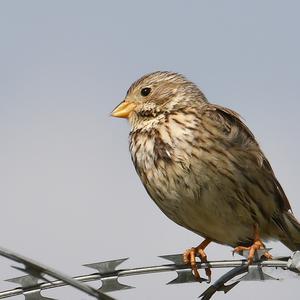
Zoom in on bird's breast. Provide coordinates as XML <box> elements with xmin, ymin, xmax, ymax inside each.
<box><xmin>129</xmin><ymin>118</ymin><xmax>204</xmax><ymax>222</ymax></box>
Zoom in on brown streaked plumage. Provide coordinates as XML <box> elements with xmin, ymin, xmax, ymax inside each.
<box><xmin>111</xmin><ymin>71</ymin><xmax>300</xmax><ymax>280</ymax></box>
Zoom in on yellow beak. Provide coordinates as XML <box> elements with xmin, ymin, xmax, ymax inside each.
<box><xmin>111</xmin><ymin>101</ymin><xmax>136</xmax><ymax>118</ymax></box>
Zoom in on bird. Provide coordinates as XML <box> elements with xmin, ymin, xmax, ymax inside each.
<box><xmin>111</xmin><ymin>71</ymin><xmax>300</xmax><ymax>281</ymax></box>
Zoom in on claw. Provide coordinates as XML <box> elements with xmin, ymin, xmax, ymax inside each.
<box><xmin>233</xmin><ymin>225</ymin><xmax>272</xmax><ymax>264</ymax></box>
<box><xmin>183</xmin><ymin>238</ymin><xmax>211</xmax><ymax>282</ymax></box>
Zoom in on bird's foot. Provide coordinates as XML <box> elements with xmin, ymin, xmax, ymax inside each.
<box><xmin>183</xmin><ymin>238</ymin><xmax>211</xmax><ymax>283</ymax></box>
<box><xmin>233</xmin><ymin>240</ymin><xmax>272</xmax><ymax>264</ymax></box>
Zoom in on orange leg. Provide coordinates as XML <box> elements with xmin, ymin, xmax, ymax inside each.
<box><xmin>183</xmin><ymin>238</ymin><xmax>211</xmax><ymax>282</ymax></box>
<box><xmin>233</xmin><ymin>225</ymin><xmax>272</xmax><ymax>264</ymax></box>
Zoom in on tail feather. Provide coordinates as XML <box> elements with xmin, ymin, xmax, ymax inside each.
<box><xmin>281</xmin><ymin>212</ymin><xmax>300</xmax><ymax>251</ymax></box>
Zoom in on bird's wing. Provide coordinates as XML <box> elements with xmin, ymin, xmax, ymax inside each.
<box><xmin>201</xmin><ymin>103</ymin><xmax>291</xmax><ymax>213</ymax></box>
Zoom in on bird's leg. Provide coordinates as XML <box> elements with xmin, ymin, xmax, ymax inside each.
<box><xmin>183</xmin><ymin>238</ymin><xmax>211</xmax><ymax>282</ymax></box>
<box><xmin>233</xmin><ymin>224</ymin><xmax>272</xmax><ymax>264</ymax></box>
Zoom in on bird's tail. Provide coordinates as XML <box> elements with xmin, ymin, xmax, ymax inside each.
<box><xmin>280</xmin><ymin>212</ymin><xmax>300</xmax><ymax>251</ymax></box>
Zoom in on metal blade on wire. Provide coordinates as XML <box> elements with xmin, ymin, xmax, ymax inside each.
<box><xmin>6</xmin><ymin>275</ymin><xmax>56</xmax><ymax>300</ymax></box>
<box><xmin>0</xmin><ymin>246</ymin><xmax>115</xmax><ymax>300</ymax></box>
<box><xmin>237</xmin><ymin>249</ymin><xmax>277</xmax><ymax>281</ymax></box>
<box><xmin>159</xmin><ymin>254</ymin><xmax>207</xmax><ymax>284</ymax></box>
<box><xmin>287</xmin><ymin>251</ymin><xmax>300</xmax><ymax>273</ymax></box>
<box><xmin>239</xmin><ymin>265</ymin><xmax>277</xmax><ymax>281</ymax></box>
<box><xmin>84</xmin><ymin>258</ymin><xmax>133</xmax><ymax>292</ymax></box>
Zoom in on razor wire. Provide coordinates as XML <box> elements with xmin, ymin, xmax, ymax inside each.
<box><xmin>0</xmin><ymin>246</ymin><xmax>299</xmax><ymax>300</ymax></box>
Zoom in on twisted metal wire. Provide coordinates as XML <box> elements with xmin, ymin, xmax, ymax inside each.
<box><xmin>0</xmin><ymin>246</ymin><xmax>299</xmax><ymax>300</ymax></box>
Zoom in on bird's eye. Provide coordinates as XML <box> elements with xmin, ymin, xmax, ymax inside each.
<box><xmin>141</xmin><ymin>87</ymin><xmax>151</xmax><ymax>97</ymax></box>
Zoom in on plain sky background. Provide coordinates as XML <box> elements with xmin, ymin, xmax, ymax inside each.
<box><xmin>0</xmin><ymin>1</ymin><xmax>299</xmax><ymax>299</ymax></box>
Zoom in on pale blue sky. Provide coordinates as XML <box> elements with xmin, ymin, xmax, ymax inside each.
<box><xmin>0</xmin><ymin>1</ymin><xmax>299</xmax><ymax>299</ymax></box>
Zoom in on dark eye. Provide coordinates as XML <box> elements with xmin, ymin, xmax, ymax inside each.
<box><xmin>141</xmin><ymin>87</ymin><xmax>151</xmax><ymax>97</ymax></box>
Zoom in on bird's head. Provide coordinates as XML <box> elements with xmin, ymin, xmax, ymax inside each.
<box><xmin>111</xmin><ymin>71</ymin><xmax>207</xmax><ymax>129</ymax></box>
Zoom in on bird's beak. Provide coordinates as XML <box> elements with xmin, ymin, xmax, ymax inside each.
<box><xmin>111</xmin><ymin>100</ymin><xmax>136</xmax><ymax>118</ymax></box>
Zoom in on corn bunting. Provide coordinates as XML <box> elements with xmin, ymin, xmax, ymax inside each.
<box><xmin>111</xmin><ymin>71</ymin><xmax>300</xmax><ymax>281</ymax></box>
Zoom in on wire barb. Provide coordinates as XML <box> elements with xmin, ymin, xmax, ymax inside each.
<box><xmin>6</xmin><ymin>275</ymin><xmax>56</xmax><ymax>300</ymax></box>
<box><xmin>159</xmin><ymin>254</ymin><xmax>207</xmax><ymax>284</ymax></box>
<box><xmin>84</xmin><ymin>258</ymin><xmax>134</xmax><ymax>292</ymax></box>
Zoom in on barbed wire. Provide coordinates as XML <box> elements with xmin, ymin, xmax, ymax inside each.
<box><xmin>0</xmin><ymin>246</ymin><xmax>299</xmax><ymax>299</ymax></box>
